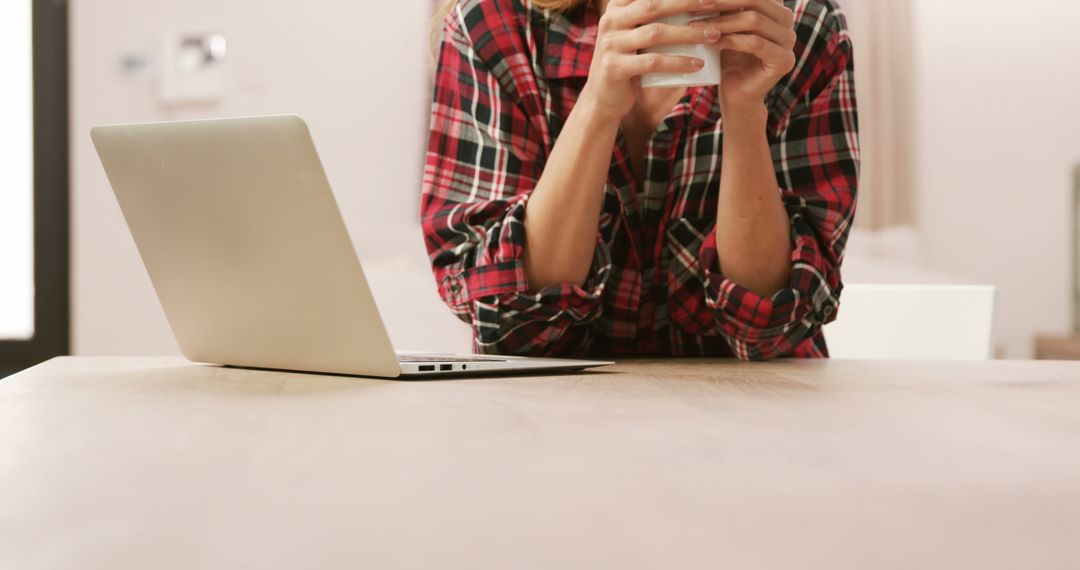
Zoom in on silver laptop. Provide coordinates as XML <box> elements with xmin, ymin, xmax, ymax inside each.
<box><xmin>90</xmin><ymin>115</ymin><xmax>612</xmax><ymax>379</ymax></box>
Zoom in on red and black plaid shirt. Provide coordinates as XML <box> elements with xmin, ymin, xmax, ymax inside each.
<box><xmin>422</xmin><ymin>0</ymin><xmax>859</xmax><ymax>360</ymax></box>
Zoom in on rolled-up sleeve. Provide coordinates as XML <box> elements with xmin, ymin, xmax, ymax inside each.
<box><xmin>421</xmin><ymin>7</ymin><xmax>611</xmax><ymax>356</ymax></box>
<box><xmin>696</xmin><ymin>14</ymin><xmax>858</xmax><ymax>360</ymax></box>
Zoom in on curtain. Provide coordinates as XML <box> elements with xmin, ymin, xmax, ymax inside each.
<box><xmin>842</xmin><ymin>0</ymin><xmax>916</xmax><ymax>230</ymax></box>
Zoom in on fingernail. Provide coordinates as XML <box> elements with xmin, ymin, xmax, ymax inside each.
<box><xmin>704</xmin><ymin>28</ymin><xmax>723</xmax><ymax>41</ymax></box>
<box><xmin>692</xmin><ymin>58</ymin><xmax>705</xmax><ymax>68</ymax></box>
<box><xmin>698</xmin><ymin>0</ymin><xmax>715</xmax><ymax>5</ymax></box>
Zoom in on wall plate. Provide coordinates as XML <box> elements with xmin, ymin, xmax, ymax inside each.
<box><xmin>159</xmin><ymin>32</ymin><xmax>226</xmax><ymax>106</ymax></box>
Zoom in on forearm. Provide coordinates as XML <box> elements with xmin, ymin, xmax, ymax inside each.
<box><xmin>523</xmin><ymin>0</ymin><xmax>717</xmax><ymax>290</ymax></box>
<box><xmin>713</xmin><ymin>102</ymin><xmax>792</xmax><ymax>296</ymax></box>
<box><xmin>523</xmin><ymin>97</ymin><xmax>618</xmax><ymax>290</ymax></box>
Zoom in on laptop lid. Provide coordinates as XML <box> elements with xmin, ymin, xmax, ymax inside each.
<box><xmin>91</xmin><ymin>115</ymin><xmax>402</xmax><ymax>378</ymax></box>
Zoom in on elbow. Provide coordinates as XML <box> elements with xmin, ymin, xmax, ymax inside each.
<box><xmin>523</xmin><ymin>248</ymin><xmax>589</xmax><ymax>292</ymax></box>
<box><xmin>719</xmin><ymin>261</ymin><xmax>793</xmax><ymax>298</ymax></box>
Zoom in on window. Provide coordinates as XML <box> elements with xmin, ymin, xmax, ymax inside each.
<box><xmin>0</xmin><ymin>1</ymin><xmax>69</xmax><ymax>375</ymax></box>
<box><xmin>0</xmin><ymin>1</ymin><xmax>35</xmax><ymax>342</ymax></box>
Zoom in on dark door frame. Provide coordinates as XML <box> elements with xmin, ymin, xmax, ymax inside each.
<box><xmin>0</xmin><ymin>0</ymin><xmax>70</xmax><ymax>376</ymax></box>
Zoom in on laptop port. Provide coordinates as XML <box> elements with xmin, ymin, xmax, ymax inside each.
<box><xmin>439</xmin><ymin>364</ymin><xmax>453</xmax><ymax>371</ymax></box>
<box><xmin>419</xmin><ymin>365</ymin><xmax>435</xmax><ymax>372</ymax></box>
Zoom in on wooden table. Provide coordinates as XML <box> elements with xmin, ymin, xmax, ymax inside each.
<box><xmin>2</xmin><ymin>357</ymin><xmax>1080</xmax><ymax>569</ymax></box>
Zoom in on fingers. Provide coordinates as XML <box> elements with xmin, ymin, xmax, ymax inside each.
<box><xmin>607</xmin><ymin>22</ymin><xmax>720</xmax><ymax>52</ymax></box>
<box><xmin>596</xmin><ymin>52</ymin><xmax>705</xmax><ymax>81</ymax></box>
<box><xmin>711</xmin><ymin>0</ymin><xmax>794</xmax><ymax>27</ymax></box>
<box><xmin>603</xmin><ymin>0</ymin><xmax>794</xmax><ymax>32</ymax></box>
<box><xmin>691</xmin><ymin>9</ymin><xmax>797</xmax><ymax>49</ymax></box>
<box><xmin>716</xmin><ymin>33</ymin><xmax>796</xmax><ymax>72</ymax></box>
<box><xmin>603</xmin><ymin>0</ymin><xmax>715</xmax><ymax>30</ymax></box>
<box><xmin>624</xmin><ymin>52</ymin><xmax>706</xmax><ymax>78</ymax></box>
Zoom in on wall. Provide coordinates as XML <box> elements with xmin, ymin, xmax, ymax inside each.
<box><xmin>910</xmin><ymin>0</ymin><xmax>1080</xmax><ymax>356</ymax></box>
<box><xmin>73</xmin><ymin>0</ymin><xmax>1080</xmax><ymax>359</ymax></box>
<box><xmin>72</xmin><ymin>0</ymin><xmax>471</xmax><ymax>356</ymax></box>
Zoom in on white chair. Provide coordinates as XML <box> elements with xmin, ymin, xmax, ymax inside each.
<box><xmin>825</xmin><ymin>284</ymin><xmax>997</xmax><ymax>359</ymax></box>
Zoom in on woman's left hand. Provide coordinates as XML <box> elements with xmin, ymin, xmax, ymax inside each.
<box><xmin>692</xmin><ymin>0</ymin><xmax>797</xmax><ymax>112</ymax></box>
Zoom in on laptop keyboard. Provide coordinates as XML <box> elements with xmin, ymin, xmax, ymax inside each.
<box><xmin>396</xmin><ymin>354</ymin><xmax>508</xmax><ymax>363</ymax></box>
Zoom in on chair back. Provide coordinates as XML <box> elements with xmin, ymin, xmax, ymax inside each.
<box><xmin>826</xmin><ymin>284</ymin><xmax>997</xmax><ymax>359</ymax></box>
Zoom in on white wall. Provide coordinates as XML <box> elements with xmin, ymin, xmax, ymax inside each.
<box><xmin>72</xmin><ymin>0</ymin><xmax>470</xmax><ymax>356</ymax></box>
<box><xmin>911</xmin><ymin>0</ymin><xmax>1080</xmax><ymax>357</ymax></box>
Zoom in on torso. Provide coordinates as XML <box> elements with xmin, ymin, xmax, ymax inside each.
<box><xmin>422</xmin><ymin>0</ymin><xmax>849</xmax><ymax>359</ymax></box>
<box><xmin>621</xmin><ymin>87</ymin><xmax>688</xmax><ymax>188</ymax></box>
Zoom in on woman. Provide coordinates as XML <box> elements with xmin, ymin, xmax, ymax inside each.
<box><xmin>422</xmin><ymin>0</ymin><xmax>858</xmax><ymax>360</ymax></box>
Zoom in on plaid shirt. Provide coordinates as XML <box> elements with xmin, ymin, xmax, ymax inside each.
<box><xmin>422</xmin><ymin>0</ymin><xmax>859</xmax><ymax>360</ymax></box>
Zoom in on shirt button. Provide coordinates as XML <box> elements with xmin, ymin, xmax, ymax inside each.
<box><xmin>449</xmin><ymin>283</ymin><xmax>461</xmax><ymax>294</ymax></box>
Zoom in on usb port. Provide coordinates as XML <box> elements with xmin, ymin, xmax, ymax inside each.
<box><xmin>419</xmin><ymin>365</ymin><xmax>435</xmax><ymax>372</ymax></box>
<box><xmin>439</xmin><ymin>364</ymin><xmax>453</xmax><ymax>371</ymax></box>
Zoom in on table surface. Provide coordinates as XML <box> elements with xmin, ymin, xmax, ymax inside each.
<box><xmin>2</xmin><ymin>357</ymin><xmax>1080</xmax><ymax>570</ymax></box>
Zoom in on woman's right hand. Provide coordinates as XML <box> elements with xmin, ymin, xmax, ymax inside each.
<box><xmin>580</xmin><ymin>0</ymin><xmax>723</xmax><ymax>124</ymax></box>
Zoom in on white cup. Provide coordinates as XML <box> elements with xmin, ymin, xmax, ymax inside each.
<box><xmin>641</xmin><ymin>13</ymin><xmax>721</xmax><ymax>89</ymax></box>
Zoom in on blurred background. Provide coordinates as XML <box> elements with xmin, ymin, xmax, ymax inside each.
<box><xmin>2</xmin><ymin>0</ymin><xmax>1079</xmax><ymax>374</ymax></box>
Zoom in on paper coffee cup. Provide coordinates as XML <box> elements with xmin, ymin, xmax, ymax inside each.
<box><xmin>641</xmin><ymin>13</ymin><xmax>721</xmax><ymax>89</ymax></box>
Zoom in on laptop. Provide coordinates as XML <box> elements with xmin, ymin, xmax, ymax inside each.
<box><xmin>90</xmin><ymin>115</ymin><xmax>612</xmax><ymax>379</ymax></box>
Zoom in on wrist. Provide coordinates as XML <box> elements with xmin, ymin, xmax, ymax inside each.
<box><xmin>719</xmin><ymin>100</ymin><xmax>768</xmax><ymax>133</ymax></box>
<box><xmin>574</xmin><ymin>86</ymin><xmax>624</xmax><ymax>131</ymax></box>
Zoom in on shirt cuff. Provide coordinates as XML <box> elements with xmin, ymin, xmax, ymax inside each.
<box><xmin>438</xmin><ymin>194</ymin><xmax>612</xmax><ymax>324</ymax></box>
<box><xmin>698</xmin><ymin>214</ymin><xmax>839</xmax><ymax>348</ymax></box>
